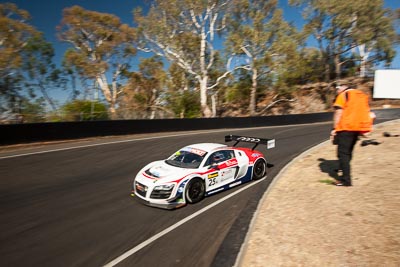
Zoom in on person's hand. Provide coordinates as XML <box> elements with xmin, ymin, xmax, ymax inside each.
<box><xmin>330</xmin><ymin>129</ymin><xmax>337</xmax><ymax>144</ymax></box>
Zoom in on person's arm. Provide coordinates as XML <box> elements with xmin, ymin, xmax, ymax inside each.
<box><xmin>333</xmin><ymin>107</ymin><xmax>343</xmax><ymax>130</ymax></box>
<box><xmin>331</xmin><ymin>92</ymin><xmax>345</xmax><ymax>136</ymax></box>
<box><xmin>330</xmin><ymin>107</ymin><xmax>342</xmax><ymax>140</ymax></box>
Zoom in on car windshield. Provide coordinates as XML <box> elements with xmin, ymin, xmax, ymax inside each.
<box><xmin>165</xmin><ymin>148</ymin><xmax>207</xmax><ymax>169</ymax></box>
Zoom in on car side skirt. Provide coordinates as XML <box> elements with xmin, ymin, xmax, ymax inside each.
<box><xmin>205</xmin><ymin>167</ymin><xmax>253</xmax><ymax>196</ymax></box>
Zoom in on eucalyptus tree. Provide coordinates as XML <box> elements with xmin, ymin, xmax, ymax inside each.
<box><xmin>349</xmin><ymin>1</ymin><xmax>397</xmax><ymax>76</ymax></box>
<box><xmin>290</xmin><ymin>0</ymin><xmax>397</xmax><ymax>79</ymax></box>
<box><xmin>21</xmin><ymin>35</ymin><xmax>62</xmax><ymax>112</ymax></box>
<box><xmin>18</xmin><ymin>98</ymin><xmax>46</xmax><ymax>123</ymax></box>
<box><xmin>165</xmin><ymin>62</ymin><xmax>201</xmax><ymax>118</ymax></box>
<box><xmin>57</xmin><ymin>6</ymin><xmax>137</xmax><ymax>119</ymax></box>
<box><xmin>0</xmin><ymin>3</ymin><xmax>51</xmax><ymax>115</ymax></box>
<box><xmin>62</xmin><ymin>99</ymin><xmax>108</xmax><ymax>121</ymax></box>
<box><xmin>134</xmin><ymin>0</ymin><xmax>238</xmax><ymax>117</ymax></box>
<box><xmin>225</xmin><ymin>0</ymin><xmax>299</xmax><ymax>115</ymax></box>
<box><xmin>120</xmin><ymin>56</ymin><xmax>169</xmax><ymax>119</ymax></box>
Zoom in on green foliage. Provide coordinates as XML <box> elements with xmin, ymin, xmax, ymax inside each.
<box><xmin>290</xmin><ymin>0</ymin><xmax>397</xmax><ymax>79</ymax></box>
<box><xmin>0</xmin><ymin>3</ymin><xmax>56</xmax><ymax>112</ymax></box>
<box><xmin>19</xmin><ymin>98</ymin><xmax>46</xmax><ymax>123</ymax></box>
<box><xmin>62</xmin><ymin>100</ymin><xmax>108</xmax><ymax>121</ymax></box>
<box><xmin>318</xmin><ymin>179</ymin><xmax>337</xmax><ymax>185</ymax></box>
<box><xmin>164</xmin><ymin>62</ymin><xmax>202</xmax><ymax>118</ymax></box>
<box><xmin>21</xmin><ymin>35</ymin><xmax>61</xmax><ymax>111</ymax></box>
<box><xmin>57</xmin><ymin>5</ymin><xmax>137</xmax><ymax>118</ymax></box>
<box><xmin>224</xmin><ymin>70</ymin><xmax>251</xmax><ymax>103</ymax></box>
<box><xmin>0</xmin><ymin>3</ymin><xmax>40</xmax><ymax>72</ymax></box>
<box><xmin>167</xmin><ymin>90</ymin><xmax>201</xmax><ymax>118</ymax></box>
<box><xmin>225</xmin><ymin>0</ymin><xmax>300</xmax><ymax>115</ymax></box>
<box><xmin>118</xmin><ymin>56</ymin><xmax>168</xmax><ymax>119</ymax></box>
<box><xmin>277</xmin><ymin>47</ymin><xmax>325</xmax><ymax>85</ymax></box>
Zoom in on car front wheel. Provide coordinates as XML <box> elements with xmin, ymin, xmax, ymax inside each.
<box><xmin>185</xmin><ymin>178</ymin><xmax>205</xmax><ymax>204</ymax></box>
<box><xmin>252</xmin><ymin>159</ymin><xmax>267</xmax><ymax>180</ymax></box>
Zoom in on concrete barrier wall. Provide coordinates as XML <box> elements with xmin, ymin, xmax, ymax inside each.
<box><xmin>1</xmin><ymin>109</ymin><xmax>399</xmax><ymax>145</ymax></box>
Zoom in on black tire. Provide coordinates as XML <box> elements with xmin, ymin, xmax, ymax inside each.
<box><xmin>252</xmin><ymin>159</ymin><xmax>267</xmax><ymax>180</ymax></box>
<box><xmin>185</xmin><ymin>178</ymin><xmax>205</xmax><ymax>204</ymax></box>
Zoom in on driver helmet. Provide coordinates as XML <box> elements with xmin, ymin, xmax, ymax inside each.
<box><xmin>213</xmin><ymin>152</ymin><xmax>224</xmax><ymax>162</ymax></box>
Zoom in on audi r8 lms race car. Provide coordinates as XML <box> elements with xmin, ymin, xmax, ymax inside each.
<box><xmin>131</xmin><ymin>135</ymin><xmax>275</xmax><ymax>209</ymax></box>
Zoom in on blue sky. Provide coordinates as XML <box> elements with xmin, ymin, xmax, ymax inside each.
<box><xmin>4</xmin><ymin>0</ymin><xmax>147</xmax><ymax>66</ymax></box>
<box><xmin>2</xmin><ymin>0</ymin><xmax>399</xmax><ymax>104</ymax></box>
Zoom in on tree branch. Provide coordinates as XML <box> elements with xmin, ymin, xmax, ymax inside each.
<box><xmin>190</xmin><ymin>9</ymin><xmax>201</xmax><ymax>29</ymax></box>
<box><xmin>256</xmin><ymin>95</ymin><xmax>296</xmax><ymax>115</ymax></box>
<box><xmin>207</xmin><ymin>65</ymin><xmax>250</xmax><ymax>90</ymax></box>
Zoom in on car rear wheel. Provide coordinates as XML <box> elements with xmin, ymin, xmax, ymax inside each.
<box><xmin>185</xmin><ymin>178</ymin><xmax>205</xmax><ymax>204</ymax></box>
<box><xmin>252</xmin><ymin>159</ymin><xmax>267</xmax><ymax>180</ymax></box>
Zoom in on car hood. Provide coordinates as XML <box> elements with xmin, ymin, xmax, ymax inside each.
<box><xmin>142</xmin><ymin>160</ymin><xmax>195</xmax><ymax>182</ymax></box>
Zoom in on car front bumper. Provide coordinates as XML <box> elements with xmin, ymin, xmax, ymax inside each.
<box><xmin>131</xmin><ymin>190</ymin><xmax>186</xmax><ymax>210</ymax></box>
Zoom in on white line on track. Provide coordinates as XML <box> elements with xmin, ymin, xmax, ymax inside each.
<box><xmin>102</xmin><ymin>176</ymin><xmax>266</xmax><ymax>267</ymax></box>
<box><xmin>0</xmin><ymin>132</ymin><xmax>204</xmax><ymax>159</ymax></box>
<box><xmin>1</xmin><ymin>130</ymin><xmax>233</xmax><ymax>160</ymax></box>
<box><xmin>0</xmin><ymin>122</ymin><xmax>330</xmax><ymax>160</ymax></box>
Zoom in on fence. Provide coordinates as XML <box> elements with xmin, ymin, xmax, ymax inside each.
<box><xmin>1</xmin><ymin>108</ymin><xmax>399</xmax><ymax>146</ymax></box>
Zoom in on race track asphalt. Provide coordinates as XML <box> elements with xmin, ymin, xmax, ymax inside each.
<box><xmin>0</xmin><ymin>122</ymin><xmax>333</xmax><ymax>267</ymax></box>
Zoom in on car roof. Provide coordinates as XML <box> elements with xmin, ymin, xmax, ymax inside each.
<box><xmin>186</xmin><ymin>143</ymin><xmax>228</xmax><ymax>153</ymax></box>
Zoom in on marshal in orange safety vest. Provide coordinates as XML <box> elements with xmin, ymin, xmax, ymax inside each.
<box><xmin>333</xmin><ymin>89</ymin><xmax>374</xmax><ymax>133</ymax></box>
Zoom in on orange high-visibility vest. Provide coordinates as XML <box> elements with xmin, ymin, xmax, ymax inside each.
<box><xmin>334</xmin><ymin>89</ymin><xmax>373</xmax><ymax>132</ymax></box>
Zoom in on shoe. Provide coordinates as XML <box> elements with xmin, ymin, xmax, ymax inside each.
<box><xmin>332</xmin><ymin>179</ymin><xmax>343</xmax><ymax>186</ymax></box>
<box><xmin>332</xmin><ymin>179</ymin><xmax>351</xmax><ymax>186</ymax></box>
<box><xmin>334</xmin><ymin>182</ymin><xmax>352</xmax><ymax>187</ymax></box>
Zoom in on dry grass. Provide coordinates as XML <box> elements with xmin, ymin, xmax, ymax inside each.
<box><xmin>239</xmin><ymin>120</ymin><xmax>400</xmax><ymax>267</ymax></box>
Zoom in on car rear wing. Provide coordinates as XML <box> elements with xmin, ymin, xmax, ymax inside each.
<box><xmin>225</xmin><ymin>135</ymin><xmax>275</xmax><ymax>150</ymax></box>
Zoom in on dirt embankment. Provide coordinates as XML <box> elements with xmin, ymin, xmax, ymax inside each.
<box><xmin>239</xmin><ymin>119</ymin><xmax>400</xmax><ymax>267</ymax></box>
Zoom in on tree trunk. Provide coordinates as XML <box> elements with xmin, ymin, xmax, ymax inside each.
<box><xmin>200</xmin><ymin>77</ymin><xmax>212</xmax><ymax>118</ymax></box>
<box><xmin>358</xmin><ymin>44</ymin><xmax>369</xmax><ymax>78</ymax></box>
<box><xmin>334</xmin><ymin>54</ymin><xmax>341</xmax><ymax>79</ymax></box>
<box><xmin>324</xmin><ymin>57</ymin><xmax>330</xmax><ymax>82</ymax></box>
<box><xmin>39</xmin><ymin>86</ymin><xmax>57</xmax><ymax>112</ymax></box>
<box><xmin>109</xmin><ymin>105</ymin><xmax>117</xmax><ymax>119</ymax></box>
<box><xmin>96</xmin><ymin>75</ymin><xmax>117</xmax><ymax>119</ymax></box>
<box><xmin>211</xmin><ymin>93</ymin><xmax>217</xmax><ymax>117</ymax></box>
<box><xmin>249</xmin><ymin>68</ymin><xmax>258</xmax><ymax>116</ymax></box>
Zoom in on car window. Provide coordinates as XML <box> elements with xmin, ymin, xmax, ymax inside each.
<box><xmin>166</xmin><ymin>150</ymin><xmax>206</xmax><ymax>169</ymax></box>
<box><xmin>205</xmin><ymin>150</ymin><xmax>235</xmax><ymax>166</ymax></box>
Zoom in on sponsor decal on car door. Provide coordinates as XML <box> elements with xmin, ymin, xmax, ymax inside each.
<box><xmin>207</xmin><ymin>158</ymin><xmax>238</xmax><ymax>189</ymax></box>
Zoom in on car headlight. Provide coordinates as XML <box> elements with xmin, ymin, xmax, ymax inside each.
<box><xmin>154</xmin><ymin>184</ymin><xmax>175</xmax><ymax>191</ymax></box>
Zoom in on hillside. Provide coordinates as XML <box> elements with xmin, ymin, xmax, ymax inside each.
<box><xmin>222</xmin><ymin>77</ymin><xmax>400</xmax><ymax>117</ymax></box>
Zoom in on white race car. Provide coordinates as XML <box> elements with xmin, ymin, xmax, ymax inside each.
<box><xmin>131</xmin><ymin>135</ymin><xmax>275</xmax><ymax>209</ymax></box>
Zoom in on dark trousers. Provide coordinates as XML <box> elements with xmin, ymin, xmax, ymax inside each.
<box><xmin>337</xmin><ymin>131</ymin><xmax>359</xmax><ymax>186</ymax></box>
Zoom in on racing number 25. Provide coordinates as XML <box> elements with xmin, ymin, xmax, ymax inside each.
<box><xmin>208</xmin><ymin>178</ymin><xmax>217</xmax><ymax>186</ymax></box>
